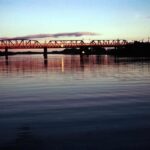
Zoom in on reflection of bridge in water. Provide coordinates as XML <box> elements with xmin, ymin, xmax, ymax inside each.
<box><xmin>0</xmin><ymin>55</ymin><xmax>147</xmax><ymax>76</ymax></box>
<box><xmin>0</xmin><ymin>55</ymin><xmax>117</xmax><ymax>74</ymax></box>
<box><xmin>1</xmin><ymin>55</ymin><xmax>149</xmax><ymax>77</ymax></box>
<box><xmin>0</xmin><ymin>39</ymin><xmax>128</xmax><ymax>59</ymax></box>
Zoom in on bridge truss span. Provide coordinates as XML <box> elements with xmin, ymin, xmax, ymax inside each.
<box><xmin>0</xmin><ymin>40</ymin><xmax>42</xmax><ymax>49</ymax></box>
<box><xmin>0</xmin><ymin>39</ymin><xmax>128</xmax><ymax>49</ymax></box>
<box><xmin>90</xmin><ymin>39</ymin><xmax>128</xmax><ymax>47</ymax></box>
<box><xmin>47</xmin><ymin>40</ymin><xmax>85</xmax><ymax>48</ymax></box>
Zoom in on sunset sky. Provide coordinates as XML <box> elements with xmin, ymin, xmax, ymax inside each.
<box><xmin>0</xmin><ymin>0</ymin><xmax>150</xmax><ymax>41</ymax></box>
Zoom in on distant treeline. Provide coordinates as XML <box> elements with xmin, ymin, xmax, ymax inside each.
<box><xmin>0</xmin><ymin>41</ymin><xmax>150</xmax><ymax>57</ymax></box>
<box><xmin>108</xmin><ymin>41</ymin><xmax>150</xmax><ymax>57</ymax></box>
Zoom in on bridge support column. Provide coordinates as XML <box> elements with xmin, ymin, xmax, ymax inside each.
<box><xmin>44</xmin><ymin>59</ymin><xmax>48</xmax><ymax>68</ymax></box>
<box><xmin>115</xmin><ymin>46</ymin><xmax>118</xmax><ymax>50</ymax></box>
<box><xmin>5</xmin><ymin>47</ymin><xmax>8</xmax><ymax>60</ymax></box>
<box><xmin>43</xmin><ymin>47</ymin><xmax>48</xmax><ymax>59</ymax></box>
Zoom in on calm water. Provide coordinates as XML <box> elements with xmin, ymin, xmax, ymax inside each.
<box><xmin>0</xmin><ymin>55</ymin><xmax>150</xmax><ymax>150</ymax></box>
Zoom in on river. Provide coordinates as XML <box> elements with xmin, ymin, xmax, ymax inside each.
<box><xmin>0</xmin><ymin>55</ymin><xmax>150</xmax><ymax>150</ymax></box>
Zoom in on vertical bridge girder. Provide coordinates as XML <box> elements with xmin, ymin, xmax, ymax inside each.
<box><xmin>43</xmin><ymin>47</ymin><xmax>48</xmax><ymax>59</ymax></box>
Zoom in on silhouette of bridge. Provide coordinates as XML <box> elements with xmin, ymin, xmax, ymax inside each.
<box><xmin>0</xmin><ymin>39</ymin><xmax>128</xmax><ymax>59</ymax></box>
<box><xmin>0</xmin><ymin>39</ymin><xmax>128</xmax><ymax>49</ymax></box>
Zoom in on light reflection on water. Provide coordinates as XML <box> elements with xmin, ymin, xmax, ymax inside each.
<box><xmin>0</xmin><ymin>55</ymin><xmax>150</xmax><ymax>150</ymax></box>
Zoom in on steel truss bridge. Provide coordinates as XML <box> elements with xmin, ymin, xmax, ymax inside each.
<box><xmin>0</xmin><ymin>39</ymin><xmax>128</xmax><ymax>49</ymax></box>
<box><xmin>0</xmin><ymin>39</ymin><xmax>128</xmax><ymax>59</ymax></box>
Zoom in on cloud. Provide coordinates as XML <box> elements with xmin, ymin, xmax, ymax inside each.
<box><xmin>143</xmin><ymin>15</ymin><xmax>150</xmax><ymax>20</ymax></box>
<box><xmin>0</xmin><ymin>32</ymin><xmax>99</xmax><ymax>40</ymax></box>
<box><xmin>147</xmin><ymin>16</ymin><xmax>150</xmax><ymax>19</ymax></box>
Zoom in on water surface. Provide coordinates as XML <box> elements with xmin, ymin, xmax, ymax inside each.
<box><xmin>0</xmin><ymin>55</ymin><xmax>150</xmax><ymax>150</ymax></box>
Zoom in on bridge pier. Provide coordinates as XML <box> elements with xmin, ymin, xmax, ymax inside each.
<box><xmin>5</xmin><ymin>47</ymin><xmax>8</xmax><ymax>60</ymax></box>
<box><xmin>44</xmin><ymin>59</ymin><xmax>48</xmax><ymax>68</ymax></box>
<box><xmin>43</xmin><ymin>47</ymin><xmax>48</xmax><ymax>59</ymax></box>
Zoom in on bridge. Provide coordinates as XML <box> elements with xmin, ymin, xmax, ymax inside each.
<box><xmin>0</xmin><ymin>39</ymin><xmax>128</xmax><ymax>59</ymax></box>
